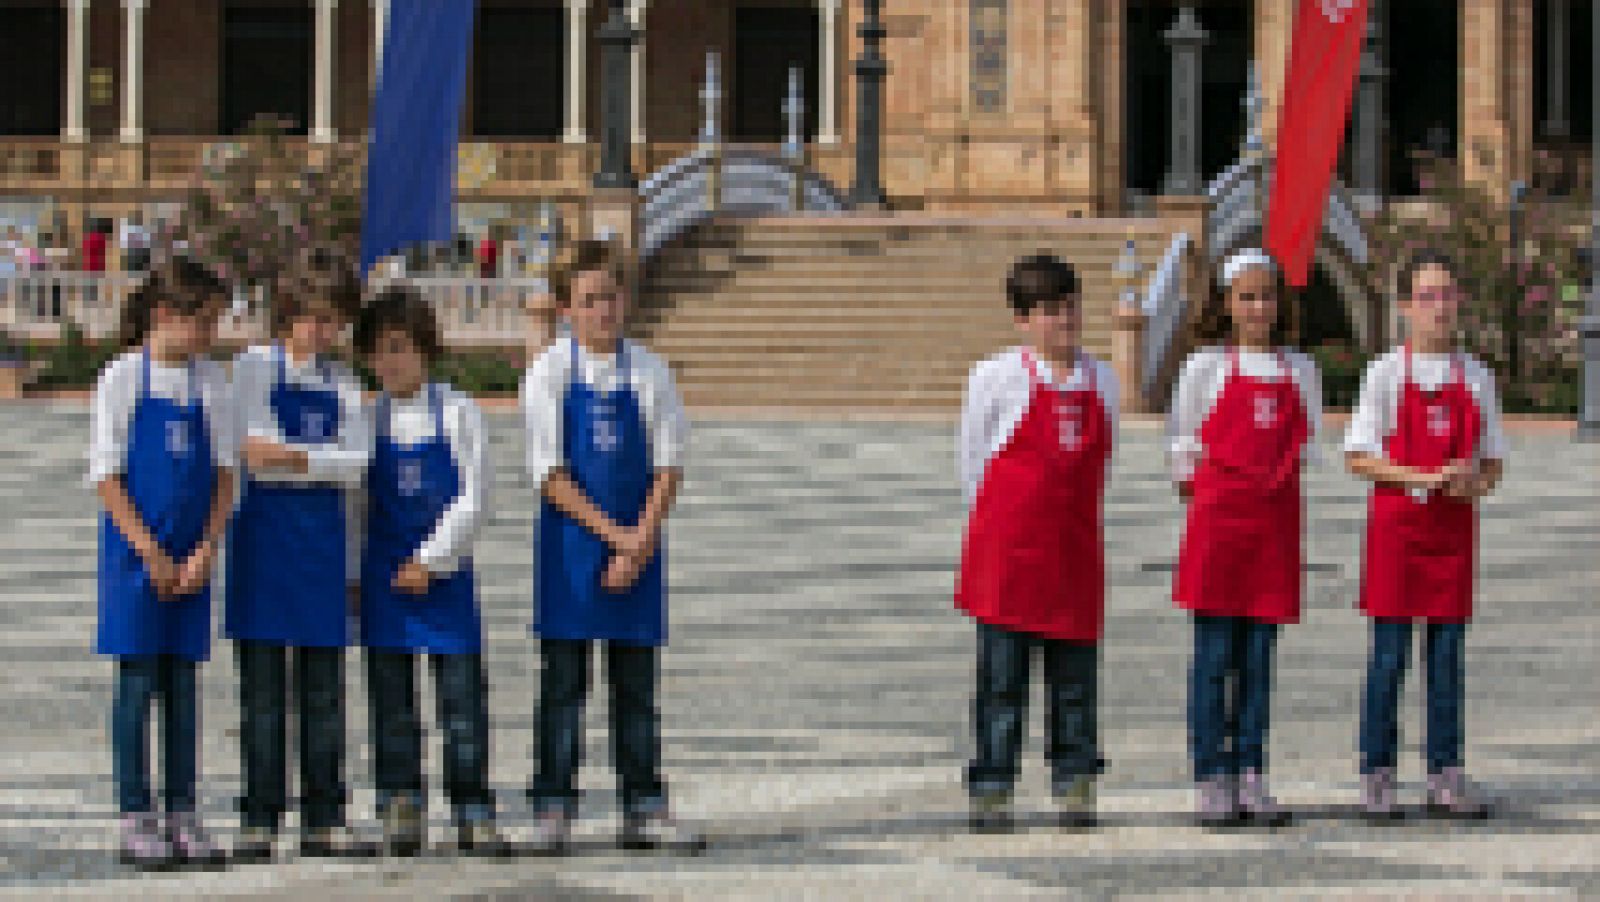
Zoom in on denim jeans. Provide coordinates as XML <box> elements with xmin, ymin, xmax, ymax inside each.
<box><xmin>1360</xmin><ymin>620</ymin><xmax>1467</xmax><ymax>774</ymax></box>
<box><xmin>527</xmin><ymin>639</ymin><xmax>665</xmax><ymax>817</ymax></box>
<box><xmin>1189</xmin><ymin>615</ymin><xmax>1279</xmax><ymax>780</ymax></box>
<box><xmin>111</xmin><ymin>655</ymin><xmax>198</xmax><ymax>814</ymax></box>
<box><xmin>366</xmin><ymin>650</ymin><xmax>494</xmax><ymax>824</ymax></box>
<box><xmin>965</xmin><ymin>622</ymin><xmax>1104</xmax><ymax>798</ymax></box>
<box><xmin>235</xmin><ymin>641</ymin><xmax>347</xmax><ymax>831</ymax></box>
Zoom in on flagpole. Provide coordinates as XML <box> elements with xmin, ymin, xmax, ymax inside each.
<box><xmin>1578</xmin><ymin>4</ymin><xmax>1599</xmax><ymax>441</ymax></box>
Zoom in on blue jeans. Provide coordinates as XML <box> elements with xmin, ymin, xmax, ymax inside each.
<box><xmin>1189</xmin><ymin>615</ymin><xmax>1279</xmax><ymax>780</ymax></box>
<box><xmin>1360</xmin><ymin>620</ymin><xmax>1467</xmax><ymax>774</ymax></box>
<box><xmin>966</xmin><ymin>622</ymin><xmax>1104</xmax><ymax>798</ymax></box>
<box><xmin>366</xmin><ymin>651</ymin><xmax>494</xmax><ymax>824</ymax></box>
<box><xmin>527</xmin><ymin>639</ymin><xmax>666</xmax><ymax>817</ymax></box>
<box><xmin>235</xmin><ymin>641</ymin><xmax>347</xmax><ymax>831</ymax></box>
<box><xmin>111</xmin><ymin>655</ymin><xmax>198</xmax><ymax>814</ymax></box>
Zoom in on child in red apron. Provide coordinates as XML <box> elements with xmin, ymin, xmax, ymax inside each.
<box><xmin>1169</xmin><ymin>249</ymin><xmax>1323</xmax><ymax>827</ymax></box>
<box><xmin>91</xmin><ymin>257</ymin><xmax>233</xmax><ymax>868</ymax></box>
<box><xmin>520</xmin><ymin>240</ymin><xmax>701</xmax><ymax>854</ymax></box>
<box><xmin>354</xmin><ymin>289</ymin><xmax>514</xmax><ymax>856</ymax></box>
<box><xmin>956</xmin><ymin>254</ymin><xmax>1119</xmax><ymax>831</ymax></box>
<box><xmin>1346</xmin><ymin>249</ymin><xmax>1506</xmax><ymax>821</ymax></box>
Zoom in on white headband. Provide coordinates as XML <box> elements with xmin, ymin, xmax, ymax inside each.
<box><xmin>1221</xmin><ymin>248</ymin><xmax>1277</xmax><ymax>286</ymax></box>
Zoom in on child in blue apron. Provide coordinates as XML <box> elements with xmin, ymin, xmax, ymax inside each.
<box><xmin>352</xmin><ymin>288</ymin><xmax>512</xmax><ymax>857</ymax></box>
<box><xmin>225</xmin><ymin>264</ymin><xmax>375</xmax><ymax>859</ymax></box>
<box><xmin>90</xmin><ymin>257</ymin><xmax>233</xmax><ymax>868</ymax></box>
<box><xmin>519</xmin><ymin>240</ymin><xmax>701</xmax><ymax>853</ymax></box>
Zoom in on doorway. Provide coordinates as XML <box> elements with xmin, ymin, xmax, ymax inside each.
<box><xmin>0</xmin><ymin>4</ymin><xmax>63</xmax><ymax>136</ymax></box>
<box><xmin>731</xmin><ymin>6</ymin><xmax>819</xmax><ymax>143</ymax></box>
<box><xmin>222</xmin><ymin>3</ymin><xmax>312</xmax><ymax>135</ymax></box>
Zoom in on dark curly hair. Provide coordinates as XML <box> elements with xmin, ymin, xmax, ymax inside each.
<box><xmin>354</xmin><ymin>286</ymin><xmax>443</xmax><ymax>364</ymax></box>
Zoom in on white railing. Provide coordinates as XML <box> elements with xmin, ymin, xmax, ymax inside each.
<box><xmin>0</xmin><ymin>273</ymin><xmax>541</xmax><ymax>348</ymax></box>
<box><xmin>1141</xmin><ymin>232</ymin><xmax>1195</xmax><ymax>401</ymax></box>
<box><xmin>0</xmin><ymin>272</ymin><xmax>138</xmax><ymax>341</ymax></box>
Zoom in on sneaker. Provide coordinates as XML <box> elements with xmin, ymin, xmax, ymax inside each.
<box><xmin>300</xmin><ymin>824</ymin><xmax>379</xmax><ymax>858</ymax></box>
<box><xmin>1054</xmin><ymin>776</ymin><xmax>1098</xmax><ymax>828</ymax></box>
<box><xmin>1194</xmin><ymin>776</ymin><xmax>1240</xmax><ymax>828</ymax></box>
<box><xmin>619</xmin><ymin>811</ymin><xmax>706</xmax><ymax>854</ymax></box>
<box><xmin>1425</xmin><ymin>767</ymin><xmax>1491</xmax><ymax>820</ymax></box>
<box><xmin>165</xmin><ymin>812</ymin><xmax>225</xmax><ymax>868</ymax></box>
<box><xmin>1237</xmin><ymin>770</ymin><xmax>1291</xmax><ymax>827</ymax></box>
<box><xmin>523</xmin><ymin>810</ymin><xmax>571</xmax><ymax>856</ymax></box>
<box><xmin>232</xmin><ymin>825</ymin><xmax>277</xmax><ymax>864</ymax></box>
<box><xmin>1360</xmin><ymin>769</ymin><xmax>1403</xmax><ymax>823</ymax></box>
<box><xmin>381</xmin><ymin>798</ymin><xmax>425</xmax><ymax>857</ymax></box>
<box><xmin>968</xmin><ymin>791</ymin><xmax>1013</xmax><ymax>833</ymax></box>
<box><xmin>457</xmin><ymin>819</ymin><xmax>515</xmax><ymax>858</ymax></box>
<box><xmin>118</xmin><ymin>813</ymin><xmax>174</xmax><ymax>870</ymax></box>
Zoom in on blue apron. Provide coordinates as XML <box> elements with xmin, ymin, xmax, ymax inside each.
<box><xmin>535</xmin><ymin>338</ymin><xmax>666</xmax><ymax>645</ymax></box>
<box><xmin>97</xmin><ymin>352</ymin><xmax>216</xmax><ymax>661</ymax></box>
<box><xmin>224</xmin><ymin>346</ymin><xmax>349</xmax><ymax>647</ymax></box>
<box><xmin>359</xmin><ymin>384</ymin><xmax>482</xmax><ymax>654</ymax></box>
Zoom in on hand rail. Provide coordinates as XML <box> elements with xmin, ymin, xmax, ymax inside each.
<box><xmin>1140</xmin><ymin>231</ymin><xmax>1195</xmax><ymax>400</ymax></box>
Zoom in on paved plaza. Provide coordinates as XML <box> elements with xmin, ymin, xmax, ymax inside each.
<box><xmin>0</xmin><ymin>404</ymin><xmax>1595</xmax><ymax>899</ymax></box>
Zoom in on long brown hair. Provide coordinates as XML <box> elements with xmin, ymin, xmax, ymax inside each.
<box><xmin>1188</xmin><ymin>257</ymin><xmax>1296</xmax><ymax>348</ymax></box>
<box><xmin>115</xmin><ymin>255</ymin><xmax>227</xmax><ymax>349</ymax></box>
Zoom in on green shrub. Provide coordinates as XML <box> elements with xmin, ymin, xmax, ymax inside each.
<box><xmin>36</xmin><ymin>320</ymin><xmax>119</xmax><ymax>389</ymax></box>
<box><xmin>1309</xmin><ymin>342</ymin><xmax>1370</xmax><ymax>411</ymax></box>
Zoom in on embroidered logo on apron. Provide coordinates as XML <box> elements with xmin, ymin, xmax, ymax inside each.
<box><xmin>398</xmin><ymin>458</ymin><xmax>425</xmax><ymax>497</ymax></box>
<box><xmin>593</xmin><ymin>400</ymin><xmax>619</xmax><ymax>453</ymax></box>
<box><xmin>302</xmin><ymin>409</ymin><xmax>329</xmax><ymax>440</ymax></box>
<box><xmin>1319</xmin><ymin>0</ymin><xmax>1357</xmax><ymax>23</ymax></box>
<box><xmin>1427</xmin><ymin>403</ymin><xmax>1452</xmax><ymax>439</ymax></box>
<box><xmin>166</xmin><ymin>420</ymin><xmax>190</xmax><ymax>458</ymax></box>
<box><xmin>1253</xmin><ymin>394</ymin><xmax>1278</xmax><ymax>429</ymax></box>
<box><xmin>1059</xmin><ymin>406</ymin><xmax>1083</xmax><ymax>451</ymax></box>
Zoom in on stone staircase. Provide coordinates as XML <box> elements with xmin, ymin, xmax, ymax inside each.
<box><xmin>635</xmin><ymin>214</ymin><xmax>1192</xmax><ymax>414</ymax></box>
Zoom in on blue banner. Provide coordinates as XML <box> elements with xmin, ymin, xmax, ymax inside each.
<box><xmin>360</xmin><ymin>0</ymin><xmax>476</xmax><ymax>275</ymax></box>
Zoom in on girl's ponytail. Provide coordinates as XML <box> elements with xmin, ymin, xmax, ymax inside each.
<box><xmin>114</xmin><ymin>256</ymin><xmax>227</xmax><ymax>350</ymax></box>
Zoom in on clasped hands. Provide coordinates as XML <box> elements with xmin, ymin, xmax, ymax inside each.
<box><xmin>1415</xmin><ymin>459</ymin><xmax>1491</xmax><ymax>500</ymax></box>
<box><xmin>141</xmin><ymin>538</ymin><xmax>217</xmax><ymax>602</ymax></box>
<box><xmin>601</xmin><ymin>522</ymin><xmax>658</xmax><ymax>593</ymax></box>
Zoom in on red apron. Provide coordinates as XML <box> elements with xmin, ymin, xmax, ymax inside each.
<box><xmin>956</xmin><ymin>352</ymin><xmax>1111</xmax><ymax>641</ymax></box>
<box><xmin>1174</xmin><ymin>350</ymin><xmax>1309</xmax><ymax>624</ymax></box>
<box><xmin>1359</xmin><ymin>349</ymin><xmax>1481</xmax><ymax>622</ymax></box>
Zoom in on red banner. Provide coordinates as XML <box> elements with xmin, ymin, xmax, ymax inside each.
<box><xmin>1266</xmin><ymin>0</ymin><xmax>1370</xmax><ymax>287</ymax></box>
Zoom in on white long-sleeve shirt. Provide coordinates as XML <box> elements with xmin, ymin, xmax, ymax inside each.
<box><xmin>957</xmin><ymin>347</ymin><xmax>1120</xmax><ymax>506</ymax></box>
<box><xmin>1342</xmin><ymin>348</ymin><xmax>1508</xmax><ymax>462</ymax></box>
<box><xmin>231</xmin><ymin>344</ymin><xmax>371</xmax><ymax>488</ymax></box>
<box><xmin>352</xmin><ymin>384</ymin><xmax>490</xmax><ymax>576</ymax></box>
<box><xmin>1167</xmin><ymin>346</ymin><xmax>1325</xmax><ymax>484</ymax></box>
<box><xmin>88</xmin><ymin>349</ymin><xmax>238</xmax><ymax>488</ymax></box>
<box><xmin>519</xmin><ymin>338</ymin><xmax>689</xmax><ymax>492</ymax></box>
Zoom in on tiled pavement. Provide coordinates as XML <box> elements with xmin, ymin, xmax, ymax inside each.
<box><xmin>0</xmin><ymin>404</ymin><xmax>1595</xmax><ymax>899</ymax></box>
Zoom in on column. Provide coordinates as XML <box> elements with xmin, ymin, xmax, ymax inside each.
<box><xmin>1352</xmin><ymin>0</ymin><xmax>1387</xmax><ymax>204</ymax></box>
<box><xmin>64</xmin><ymin>0</ymin><xmax>90</xmax><ymax>142</ymax></box>
<box><xmin>593</xmin><ymin>0</ymin><xmax>635</xmax><ymax>188</ymax></box>
<box><xmin>564</xmin><ymin>0</ymin><xmax>589</xmax><ymax>143</ymax></box>
<box><xmin>371</xmin><ymin>0</ymin><xmax>389</xmax><ymax>85</ymax></box>
<box><xmin>1161</xmin><ymin>5</ymin><xmax>1208</xmax><ymax>196</ymax></box>
<box><xmin>312</xmin><ymin>0</ymin><xmax>338</xmax><ymax>143</ymax></box>
<box><xmin>817</xmin><ymin>0</ymin><xmax>839</xmax><ymax>144</ymax></box>
<box><xmin>1544</xmin><ymin>0</ymin><xmax>1570</xmax><ymax>138</ymax></box>
<box><xmin>629</xmin><ymin>0</ymin><xmax>645</xmax><ymax>144</ymax></box>
<box><xmin>119</xmin><ymin>0</ymin><xmax>146</xmax><ymax>142</ymax></box>
<box><xmin>850</xmin><ymin>0</ymin><xmax>887</xmax><ymax>207</ymax></box>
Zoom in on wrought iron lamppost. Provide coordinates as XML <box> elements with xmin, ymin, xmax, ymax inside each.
<box><xmin>850</xmin><ymin>0</ymin><xmax>887</xmax><ymax>208</ymax></box>
<box><xmin>594</xmin><ymin>0</ymin><xmax>637</xmax><ymax>190</ymax></box>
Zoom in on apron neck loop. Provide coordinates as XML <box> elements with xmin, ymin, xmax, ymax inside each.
<box><xmin>140</xmin><ymin>347</ymin><xmax>197</xmax><ymax>404</ymax></box>
<box><xmin>567</xmin><ymin>335</ymin><xmax>628</xmax><ymax>390</ymax></box>
<box><xmin>1022</xmin><ymin>348</ymin><xmax>1086</xmax><ymax>391</ymax></box>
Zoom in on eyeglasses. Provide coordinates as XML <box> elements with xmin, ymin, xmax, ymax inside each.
<box><xmin>1412</xmin><ymin>288</ymin><xmax>1459</xmax><ymax>305</ymax></box>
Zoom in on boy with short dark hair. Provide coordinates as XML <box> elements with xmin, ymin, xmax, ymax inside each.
<box><xmin>519</xmin><ymin>239</ymin><xmax>701</xmax><ymax>854</ymax></box>
<box><xmin>955</xmin><ymin>253</ymin><xmax>1120</xmax><ymax>831</ymax></box>
<box><xmin>353</xmin><ymin>288</ymin><xmax>511</xmax><ymax>856</ymax></box>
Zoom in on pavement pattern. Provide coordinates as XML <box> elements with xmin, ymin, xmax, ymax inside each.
<box><xmin>0</xmin><ymin>404</ymin><xmax>1595</xmax><ymax>899</ymax></box>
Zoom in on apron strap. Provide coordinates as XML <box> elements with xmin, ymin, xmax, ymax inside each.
<box><xmin>429</xmin><ymin>382</ymin><xmax>445</xmax><ymax>441</ymax></box>
<box><xmin>1021</xmin><ymin>349</ymin><xmax>1088</xmax><ymax>392</ymax></box>
<box><xmin>139</xmin><ymin>348</ymin><xmax>199</xmax><ymax>405</ymax></box>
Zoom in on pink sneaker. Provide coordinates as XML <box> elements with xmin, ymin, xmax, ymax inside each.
<box><xmin>1237</xmin><ymin>770</ymin><xmax>1290</xmax><ymax>826</ymax></box>
<box><xmin>118</xmin><ymin>813</ymin><xmax>173</xmax><ymax>870</ymax></box>
<box><xmin>1194</xmin><ymin>776</ymin><xmax>1239</xmax><ymax>827</ymax></box>
<box><xmin>1426</xmin><ymin>767</ymin><xmax>1491</xmax><ymax>819</ymax></box>
<box><xmin>166</xmin><ymin>812</ymin><xmax>225</xmax><ymax>867</ymax></box>
<box><xmin>1360</xmin><ymin>769</ymin><xmax>1402</xmax><ymax>822</ymax></box>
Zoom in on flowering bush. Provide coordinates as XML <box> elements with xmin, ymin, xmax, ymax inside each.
<box><xmin>170</xmin><ymin>117</ymin><xmax>364</xmax><ymax>299</ymax></box>
<box><xmin>1366</xmin><ymin>155</ymin><xmax>1589</xmax><ymax>414</ymax></box>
